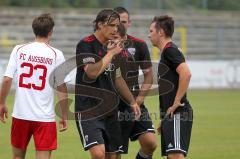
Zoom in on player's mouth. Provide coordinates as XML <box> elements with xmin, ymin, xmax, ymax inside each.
<box><xmin>109</xmin><ymin>33</ymin><xmax>116</xmax><ymax>39</ymax></box>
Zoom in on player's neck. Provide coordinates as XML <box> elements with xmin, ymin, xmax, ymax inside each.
<box><xmin>159</xmin><ymin>38</ymin><xmax>172</xmax><ymax>51</ymax></box>
<box><xmin>94</xmin><ymin>31</ymin><xmax>107</xmax><ymax>44</ymax></box>
<box><xmin>35</xmin><ymin>36</ymin><xmax>50</xmax><ymax>43</ymax></box>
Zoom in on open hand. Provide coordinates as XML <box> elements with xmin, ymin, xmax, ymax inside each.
<box><xmin>59</xmin><ymin>118</ymin><xmax>68</xmax><ymax>132</ymax></box>
<box><xmin>107</xmin><ymin>40</ymin><xmax>123</xmax><ymax>55</ymax></box>
<box><xmin>130</xmin><ymin>102</ymin><xmax>141</xmax><ymax>120</ymax></box>
<box><xmin>166</xmin><ymin>101</ymin><xmax>185</xmax><ymax>118</ymax></box>
<box><xmin>0</xmin><ymin>104</ymin><xmax>8</xmax><ymax>124</ymax></box>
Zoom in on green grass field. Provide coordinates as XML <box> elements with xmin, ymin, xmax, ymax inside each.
<box><xmin>1</xmin><ymin>90</ymin><xmax>240</xmax><ymax>159</ymax></box>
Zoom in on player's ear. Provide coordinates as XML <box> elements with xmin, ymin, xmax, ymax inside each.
<box><xmin>48</xmin><ymin>30</ymin><xmax>53</xmax><ymax>37</ymax></box>
<box><xmin>159</xmin><ymin>28</ymin><xmax>164</xmax><ymax>37</ymax></box>
<box><xmin>128</xmin><ymin>19</ymin><xmax>131</xmax><ymax>28</ymax></box>
<box><xmin>98</xmin><ymin>22</ymin><xmax>104</xmax><ymax>30</ymax></box>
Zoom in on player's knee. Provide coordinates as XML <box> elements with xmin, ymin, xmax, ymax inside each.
<box><xmin>142</xmin><ymin>138</ymin><xmax>157</xmax><ymax>153</ymax></box>
<box><xmin>12</xmin><ymin>149</ymin><xmax>25</xmax><ymax>159</ymax></box>
<box><xmin>105</xmin><ymin>153</ymin><xmax>120</xmax><ymax>159</ymax></box>
<box><xmin>13</xmin><ymin>155</ymin><xmax>24</xmax><ymax>159</ymax></box>
<box><xmin>167</xmin><ymin>153</ymin><xmax>185</xmax><ymax>159</ymax></box>
<box><xmin>91</xmin><ymin>151</ymin><xmax>105</xmax><ymax>159</ymax></box>
<box><xmin>147</xmin><ymin>141</ymin><xmax>157</xmax><ymax>153</ymax></box>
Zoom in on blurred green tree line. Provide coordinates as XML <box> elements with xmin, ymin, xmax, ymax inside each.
<box><xmin>0</xmin><ymin>0</ymin><xmax>240</xmax><ymax>10</ymax></box>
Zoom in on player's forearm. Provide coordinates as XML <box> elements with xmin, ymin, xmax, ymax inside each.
<box><xmin>115</xmin><ymin>76</ymin><xmax>136</xmax><ymax>105</ymax></box>
<box><xmin>137</xmin><ymin>69</ymin><xmax>153</xmax><ymax>98</ymax></box>
<box><xmin>84</xmin><ymin>52</ymin><xmax>114</xmax><ymax>79</ymax></box>
<box><xmin>175</xmin><ymin>72</ymin><xmax>191</xmax><ymax>103</ymax></box>
<box><xmin>0</xmin><ymin>77</ymin><xmax>12</xmax><ymax>105</ymax></box>
<box><xmin>56</xmin><ymin>84</ymin><xmax>69</xmax><ymax>119</ymax></box>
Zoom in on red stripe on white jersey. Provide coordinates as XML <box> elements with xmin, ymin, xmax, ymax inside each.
<box><xmin>45</xmin><ymin>43</ymin><xmax>57</xmax><ymax>60</ymax></box>
<box><xmin>16</xmin><ymin>42</ymin><xmax>34</xmax><ymax>52</ymax></box>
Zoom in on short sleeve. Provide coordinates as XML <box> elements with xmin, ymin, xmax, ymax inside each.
<box><xmin>4</xmin><ymin>45</ymin><xmax>18</xmax><ymax>78</ymax></box>
<box><xmin>54</xmin><ymin>51</ymin><xmax>71</xmax><ymax>86</ymax></box>
<box><xmin>55</xmin><ymin>50</ymin><xmax>65</xmax><ymax>67</ymax></box>
<box><xmin>164</xmin><ymin>47</ymin><xmax>185</xmax><ymax>70</ymax></box>
<box><xmin>138</xmin><ymin>42</ymin><xmax>152</xmax><ymax>70</ymax></box>
<box><xmin>76</xmin><ymin>41</ymin><xmax>96</xmax><ymax>67</ymax></box>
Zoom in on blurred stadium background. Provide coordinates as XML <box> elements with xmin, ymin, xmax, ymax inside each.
<box><xmin>0</xmin><ymin>0</ymin><xmax>240</xmax><ymax>159</ymax></box>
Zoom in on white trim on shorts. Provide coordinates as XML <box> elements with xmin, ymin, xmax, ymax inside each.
<box><xmin>105</xmin><ymin>145</ymin><xmax>124</xmax><ymax>153</ymax></box>
<box><xmin>77</xmin><ymin>113</ymin><xmax>99</xmax><ymax>149</ymax></box>
<box><xmin>166</xmin><ymin>148</ymin><xmax>186</xmax><ymax>153</ymax></box>
<box><xmin>130</xmin><ymin>128</ymin><xmax>155</xmax><ymax>139</ymax></box>
<box><xmin>173</xmin><ymin>113</ymin><xmax>181</xmax><ymax>150</ymax></box>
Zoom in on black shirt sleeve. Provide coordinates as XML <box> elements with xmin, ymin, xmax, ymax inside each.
<box><xmin>76</xmin><ymin>41</ymin><xmax>96</xmax><ymax>68</ymax></box>
<box><xmin>76</xmin><ymin>40</ymin><xmax>92</xmax><ymax>54</ymax></box>
<box><xmin>138</xmin><ymin>42</ymin><xmax>152</xmax><ymax>70</ymax></box>
<box><xmin>164</xmin><ymin>47</ymin><xmax>185</xmax><ymax>70</ymax></box>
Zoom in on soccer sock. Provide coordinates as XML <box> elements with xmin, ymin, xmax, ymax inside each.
<box><xmin>135</xmin><ymin>149</ymin><xmax>152</xmax><ymax>159</ymax></box>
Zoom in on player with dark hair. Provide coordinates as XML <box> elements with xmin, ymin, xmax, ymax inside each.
<box><xmin>0</xmin><ymin>13</ymin><xmax>69</xmax><ymax>159</ymax></box>
<box><xmin>114</xmin><ymin>7</ymin><xmax>157</xmax><ymax>159</ymax></box>
<box><xmin>75</xmin><ymin>9</ymin><xmax>141</xmax><ymax>159</ymax></box>
<box><xmin>148</xmin><ymin>15</ymin><xmax>193</xmax><ymax>159</ymax></box>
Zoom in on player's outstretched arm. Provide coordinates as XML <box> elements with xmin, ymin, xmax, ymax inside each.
<box><xmin>56</xmin><ymin>83</ymin><xmax>69</xmax><ymax>132</ymax></box>
<box><xmin>0</xmin><ymin>77</ymin><xmax>12</xmax><ymax>123</ymax></box>
<box><xmin>115</xmin><ymin>76</ymin><xmax>141</xmax><ymax>120</ymax></box>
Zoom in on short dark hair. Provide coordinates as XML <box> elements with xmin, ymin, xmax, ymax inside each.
<box><xmin>117</xmin><ymin>23</ymin><xmax>126</xmax><ymax>38</ymax></box>
<box><xmin>114</xmin><ymin>6</ymin><xmax>129</xmax><ymax>15</ymax></box>
<box><xmin>93</xmin><ymin>9</ymin><xmax>120</xmax><ymax>31</ymax></box>
<box><xmin>152</xmin><ymin>15</ymin><xmax>174</xmax><ymax>38</ymax></box>
<box><xmin>32</xmin><ymin>13</ymin><xmax>54</xmax><ymax>38</ymax></box>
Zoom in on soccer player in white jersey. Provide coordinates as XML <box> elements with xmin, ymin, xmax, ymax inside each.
<box><xmin>0</xmin><ymin>13</ymin><xmax>69</xmax><ymax>159</ymax></box>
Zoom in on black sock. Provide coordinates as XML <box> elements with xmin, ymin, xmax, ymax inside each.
<box><xmin>135</xmin><ymin>150</ymin><xmax>152</xmax><ymax>159</ymax></box>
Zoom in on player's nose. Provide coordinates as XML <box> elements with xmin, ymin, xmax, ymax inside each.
<box><xmin>148</xmin><ymin>34</ymin><xmax>151</xmax><ymax>39</ymax></box>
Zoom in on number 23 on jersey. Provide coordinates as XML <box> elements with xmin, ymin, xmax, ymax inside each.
<box><xmin>19</xmin><ymin>62</ymin><xmax>47</xmax><ymax>91</ymax></box>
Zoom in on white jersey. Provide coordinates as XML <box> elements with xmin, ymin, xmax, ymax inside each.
<box><xmin>5</xmin><ymin>42</ymin><xmax>69</xmax><ymax>122</ymax></box>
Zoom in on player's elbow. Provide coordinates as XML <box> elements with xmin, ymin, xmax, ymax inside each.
<box><xmin>184</xmin><ymin>71</ymin><xmax>192</xmax><ymax>83</ymax></box>
<box><xmin>186</xmin><ymin>71</ymin><xmax>192</xmax><ymax>80</ymax></box>
<box><xmin>144</xmin><ymin>69</ymin><xmax>153</xmax><ymax>85</ymax></box>
<box><xmin>84</xmin><ymin>67</ymin><xmax>100</xmax><ymax>80</ymax></box>
<box><xmin>85</xmin><ymin>72</ymin><xmax>99</xmax><ymax>79</ymax></box>
<box><xmin>179</xmin><ymin>71</ymin><xmax>191</xmax><ymax>82</ymax></box>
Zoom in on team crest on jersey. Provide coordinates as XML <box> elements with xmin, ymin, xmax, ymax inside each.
<box><xmin>178</xmin><ymin>47</ymin><xmax>183</xmax><ymax>54</ymax></box>
<box><xmin>105</xmin><ymin>63</ymin><xmax>115</xmax><ymax>72</ymax></box>
<box><xmin>104</xmin><ymin>63</ymin><xmax>115</xmax><ymax>75</ymax></box>
<box><xmin>127</xmin><ymin>48</ymin><xmax>136</xmax><ymax>56</ymax></box>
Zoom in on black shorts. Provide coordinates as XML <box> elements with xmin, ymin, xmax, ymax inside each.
<box><xmin>119</xmin><ymin>103</ymin><xmax>155</xmax><ymax>154</ymax></box>
<box><xmin>161</xmin><ymin>108</ymin><xmax>193</xmax><ymax>157</ymax></box>
<box><xmin>75</xmin><ymin>113</ymin><xmax>123</xmax><ymax>153</ymax></box>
